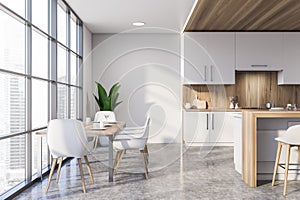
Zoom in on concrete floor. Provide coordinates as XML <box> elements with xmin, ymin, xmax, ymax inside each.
<box><xmin>15</xmin><ymin>145</ymin><xmax>300</xmax><ymax>200</ymax></box>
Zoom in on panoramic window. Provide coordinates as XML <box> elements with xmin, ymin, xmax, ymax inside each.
<box><xmin>0</xmin><ymin>0</ymin><xmax>83</xmax><ymax>197</ymax></box>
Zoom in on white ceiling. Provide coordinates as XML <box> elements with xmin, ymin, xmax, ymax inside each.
<box><xmin>65</xmin><ymin>0</ymin><xmax>197</xmax><ymax>33</ymax></box>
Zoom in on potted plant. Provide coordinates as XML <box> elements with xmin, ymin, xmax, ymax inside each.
<box><xmin>94</xmin><ymin>82</ymin><xmax>122</xmax><ymax>111</ymax></box>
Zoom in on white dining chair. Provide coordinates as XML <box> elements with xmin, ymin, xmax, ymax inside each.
<box><xmin>93</xmin><ymin>111</ymin><xmax>117</xmax><ymax>148</ymax></box>
<box><xmin>113</xmin><ymin>115</ymin><xmax>150</xmax><ymax>179</ymax></box>
<box><xmin>272</xmin><ymin>125</ymin><xmax>300</xmax><ymax>196</ymax></box>
<box><xmin>46</xmin><ymin>119</ymin><xmax>94</xmax><ymax>193</ymax></box>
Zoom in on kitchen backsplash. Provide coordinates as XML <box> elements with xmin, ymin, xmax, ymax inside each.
<box><xmin>183</xmin><ymin>72</ymin><xmax>300</xmax><ymax>108</ymax></box>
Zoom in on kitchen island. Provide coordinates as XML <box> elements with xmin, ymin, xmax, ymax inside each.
<box><xmin>242</xmin><ymin>110</ymin><xmax>300</xmax><ymax>187</ymax></box>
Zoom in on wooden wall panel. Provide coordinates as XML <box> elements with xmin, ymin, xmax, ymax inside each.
<box><xmin>183</xmin><ymin>72</ymin><xmax>300</xmax><ymax>109</ymax></box>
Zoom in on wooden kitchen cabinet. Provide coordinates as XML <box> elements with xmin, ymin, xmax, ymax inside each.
<box><xmin>183</xmin><ymin>111</ymin><xmax>236</xmax><ymax>145</ymax></box>
<box><xmin>236</xmin><ymin>32</ymin><xmax>283</xmax><ymax>71</ymax></box>
<box><xmin>278</xmin><ymin>32</ymin><xmax>300</xmax><ymax>84</ymax></box>
<box><xmin>184</xmin><ymin>32</ymin><xmax>235</xmax><ymax>84</ymax></box>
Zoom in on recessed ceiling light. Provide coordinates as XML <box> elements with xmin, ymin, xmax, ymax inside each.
<box><xmin>132</xmin><ymin>22</ymin><xmax>145</xmax><ymax>26</ymax></box>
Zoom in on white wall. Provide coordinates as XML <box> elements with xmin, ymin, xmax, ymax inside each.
<box><xmin>91</xmin><ymin>33</ymin><xmax>182</xmax><ymax>143</ymax></box>
<box><xmin>82</xmin><ymin>25</ymin><xmax>93</xmax><ymax>119</ymax></box>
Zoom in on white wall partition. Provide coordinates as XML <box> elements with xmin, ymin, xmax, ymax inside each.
<box><xmin>92</xmin><ymin>33</ymin><xmax>181</xmax><ymax>143</ymax></box>
<box><xmin>83</xmin><ymin>25</ymin><xmax>92</xmax><ymax>119</ymax></box>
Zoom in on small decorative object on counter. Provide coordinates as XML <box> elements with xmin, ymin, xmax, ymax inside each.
<box><xmin>86</xmin><ymin>117</ymin><xmax>91</xmax><ymax>123</ymax></box>
<box><xmin>287</xmin><ymin>103</ymin><xmax>297</xmax><ymax>111</ymax></box>
<box><xmin>198</xmin><ymin>100</ymin><xmax>207</xmax><ymax>109</ymax></box>
<box><xmin>192</xmin><ymin>95</ymin><xmax>207</xmax><ymax>109</ymax></box>
<box><xmin>184</xmin><ymin>102</ymin><xmax>191</xmax><ymax>109</ymax></box>
<box><xmin>235</xmin><ymin>103</ymin><xmax>239</xmax><ymax>109</ymax></box>
<box><xmin>229</xmin><ymin>96</ymin><xmax>235</xmax><ymax>109</ymax></box>
<box><xmin>192</xmin><ymin>94</ymin><xmax>199</xmax><ymax>108</ymax></box>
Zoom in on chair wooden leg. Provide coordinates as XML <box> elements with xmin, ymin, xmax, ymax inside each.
<box><xmin>141</xmin><ymin>152</ymin><xmax>149</xmax><ymax>180</ymax></box>
<box><xmin>140</xmin><ymin>146</ymin><xmax>149</xmax><ymax>180</ymax></box>
<box><xmin>113</xmin><ymin>150</ymin><xmax>125</xmax><ymax>174</ymax></box>
<box><xmin>298</xmin><ymin>146</ymin><xmax>300</xmax><ymax>163</ymax></box>
<box><xmin>56</xmin><ymin>157</ymin><xmax>63</xmax><ymax>183</ymax></box>
<box><xmin>283</xmin><ymin>144</ymin><xmax>291</xmax><ymax>196</ymax></box>
<box><xmin>93</xmin><ymin>136</ymin><xmax>99</xmax><ymax>150</ymax></box>
<box><xmin>113</xmin><ymin>151</ymin><xmax>121</xmax><ymax>174</ymax></box>
<box><xmin>46</xmin><ymin>158</ymin><xmax>57</xmax><ymax>193</ymax></box>
<box><xmin>77</xmin><ymin>158</ymin><xmax>86</xmax><ymax>193</ymax></box>
<box><xmin>145</xmin><ymin>145</ymin><xmax>149</xmax><ymax>163</ymax></box>
<box><xmin>84</xmin><ymin>155</ymin><xmax>94</xmax><ymax>184</ymax></box>
<box><xmin>272</xmin><ymin>142</ymin><xmax>282</xmax><ymax>186</ymax></box>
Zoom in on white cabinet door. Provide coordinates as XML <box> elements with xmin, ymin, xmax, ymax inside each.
<box><xmin>184</xmin><ymin>33</ymin><xmax>210</xmax><ymax>84</ymax></box>
<box><xmin>184</xmin><ymin>111</ymin><xmax>236</xmax><ymax>145</ymax></box>
<box><xmin>233</xmin><ymin>113</ymin><xmax>242</xmax><ymax>174</ymax></box>
<box><xmin>211</xmin><ymin>112</ymin><xmax>235</xmax><ymax>144</ymax></box>
<box><xmin>183</xmin><ymin>112</ymin><xmax>209</xmax><ymax>143</ymax></box>
<box><xmin>278</xmin><ymin>33</ymin><xmax>300</xmax><ymax>84</ymax></box>
<box><xmin>184</xmin><ymin>32</ymin><xmax>235</xmax><ymax>84</ymax></box>
<box><xmin>236</xmin><ymin>32</ymin><xmax>283</xmax><ymax>71</ymax></box>
<box><xmin>215</xmin><ymin>112</ymin><xmax>235</xmax><ymax>143</ymax></box>
<box><xmin>206</xmin><ymin>33</ymin><xmax>235</xmax><ymax>84</ymax></box>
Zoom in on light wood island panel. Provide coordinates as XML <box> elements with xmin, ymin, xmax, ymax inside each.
<box><xmin>242</xmin><ymin>110</ymin><xmax>300</xmax><ymax>187</ymax></box>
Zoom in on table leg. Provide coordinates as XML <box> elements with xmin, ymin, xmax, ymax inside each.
<box><xmin>108</xmin><ymin>135</ymin><xmax>113</xmax><ymax>182</ymax></box>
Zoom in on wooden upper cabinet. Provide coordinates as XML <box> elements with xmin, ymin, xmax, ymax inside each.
<box><xmin>278</xmin><ymin>33</ymin><xmax>300</xmax><ymax>85</ymax></box>
<box><xmin>183</xmin><ymin>32</ymin><xmax>235</xmax><ymax>84</ymax></box>
<box><xmin>236</xmin><ymin>32</ymin><xmax>283</xmax><ymax>71</ymax></box>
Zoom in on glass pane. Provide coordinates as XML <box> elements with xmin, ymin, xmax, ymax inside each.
<box><xmin>0</xmin><ymin>0</ymin><xmax>25</xmax><ymax>18</ymax></box>
<box><xmin>0</xmin><ymin>73</ymin><xmax>25</xmax><ymax>137</ymax></box>
<box><xmin>70</xmin><ymin>53</ymin><xmax>77</xmax><ymax>85</ymax></box>
<box><xmin>57</xmin><ymin>4</ymin><xmax>67</xmax><ymax>46</ymax></box>
<box><xmin>32</xmin><ymin>30</ymin><xmax>48</xmax><ymax>79</ymax></box>
<box><xmin>0</xmin><ymin>10</ymin><xmax>25</xmax><ymax>74</ymax></box>
<box><xmin>32</xmin><ymin>79</ymin><xmax>48</xmax><ymax>129</ymax></box>
<box><xmin>70</xmin><ymin>87</ymin><xmax>78</xmax><ymax>119</ymax></box>
<box><xmin>0</xmin><ymin>135</ymin><xmax>26</xmax><ymax>194</ymax></box>
<box><xmin>32</xmin><ymin>0</ymin><xmax>48</xmax><ymax>33</ymax></box>
<box><xmin>57</xmin><ymin>45</ymin><xmax>67</xmax><ymax>83</ymax></box>
<box><xmin>70</xmin><ymin>17</ymin><xmax>77</xmax><ymax>52</ymax></box>
<box><xmin>57</xmin><ymin>84</ymin><xmax>68</xmax><ymax>119</ymax></box>
<box><xmin>32</xmin><ymin>131</ymin><xmax>48</xmax><ymax>175</ymax></box>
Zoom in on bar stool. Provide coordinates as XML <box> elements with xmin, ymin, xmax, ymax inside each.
<box><xmin>272</xmin><ymin>125</ymin><xmax>300</xmax><ymax>196</ymax></box>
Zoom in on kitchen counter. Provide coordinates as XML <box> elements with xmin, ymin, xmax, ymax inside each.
<box><xmin>184</xmin><ymin>108</ymin><xmax>242</xmax><ymax>112</ymax></box>
<box><xmin>242</xmin><ymin>110</ymin><xmax>300</xmax><ymax>187</ymax></box>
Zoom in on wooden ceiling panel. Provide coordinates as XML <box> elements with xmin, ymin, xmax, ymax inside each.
<box><xmin>185</xmin><ymin>0</ymin><xmax>300</xmax><ymax>31</ymax></box>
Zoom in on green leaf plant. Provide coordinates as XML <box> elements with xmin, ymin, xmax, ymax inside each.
<box><xmin>94</xmin><ymin>82</ymin><xmax>122</xmax><ymax>111</ymax></box>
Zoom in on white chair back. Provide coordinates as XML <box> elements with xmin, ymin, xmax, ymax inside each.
<box><xmin>141</xmin><ymin>115</ymin><xmax>151</xmax><ymax>141</ymax></box>
<box><xmin>280</xmin><ymin>125</ymin><xmax>300</xmax><ymax>144</ymax></box>
<box><xmin>94</xmin><ymin>111</ymin><xmax>116</xmax><ymax>122</ymax></box>
<box><xmin>47</xmin><ymin>119</ymin><xmax>89</xmax><ymax>158</ymax></box>
<box><xmin>114</xmin><ymin>116</ymin><xmax>150</xmax><ymax>150</ymax></box>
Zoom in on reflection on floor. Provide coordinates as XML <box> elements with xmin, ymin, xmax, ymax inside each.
<box><xmin>15</xmin><ymin>145</ymin><xmax>300</xmax><ymax>199</ymax></box>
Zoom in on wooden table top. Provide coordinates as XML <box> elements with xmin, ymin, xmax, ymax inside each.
<box><xmin>84</xmin><ymin>121</ymin><xmax>125</xmax><ymax>135</ymax></box>
<box><xmin>36</xmin><ymin>121</ymin><xmax>126</xmax><ymax>136</ymax></box>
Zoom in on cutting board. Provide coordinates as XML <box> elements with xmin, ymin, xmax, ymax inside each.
<box><xmin>193</xmin><ymin>99</ymin><xmax>207</xmax><ymax>109</ymax></box>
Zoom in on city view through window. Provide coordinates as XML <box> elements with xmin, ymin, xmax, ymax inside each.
<box><xmin>0</xmin><ymin>0</ymin><xmax>83</xmax><ymax>197</ymax></box>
